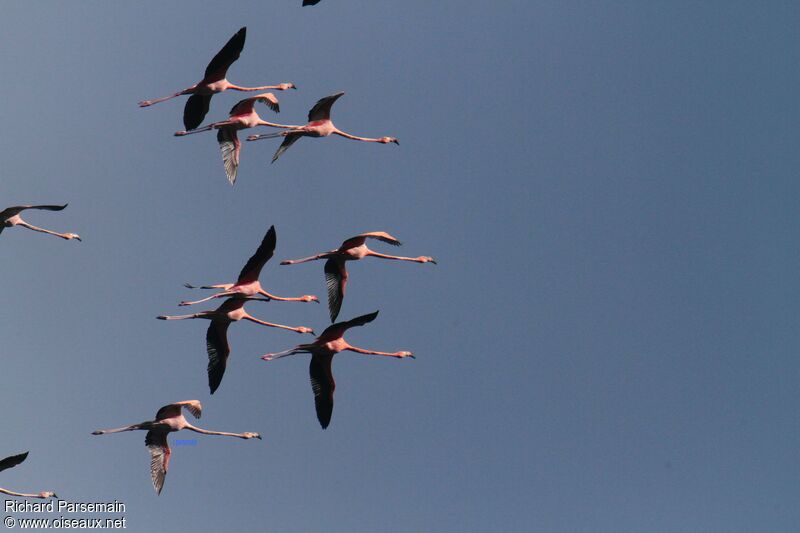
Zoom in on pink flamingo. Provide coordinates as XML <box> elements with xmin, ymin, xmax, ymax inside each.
<box><xmin>1</xmin><ymin>204</ymin><xmax>81</xmax><ymax>241</ymax></box>
<box><xmin>281</xmin><ymin>232</ymin><xmax>436</xmax><ymax>322</ymax></box>
<box><xmin>261</xmin><ymin>311</ymin><xmax>414</xmax><ymax>429</ymax></box>
<box><xmin>181</xmin><ymin>225</ymin><xmax>318</xmax><ymax>307</ymax></box>
<box><xmin>245</xmin><ymin>92</ymin><xmax>399</xmax><ymax>163</ymax></box>
<box><xmin>138</xmin><ymin>27</ymin><xmax>296</xmax><ymax>131</ymax></box>
<box><xmin>92</xmin><ymin>401</ymin><xmax>260</xmax><ymax>495</ymax></box>
<box><xmin>174</xmin><ymin>93</ymin><xmax>300</xmax><ymax>184</ymax></box>
<box><xmin>0</xmin><ymin>452</ymin><xmax>57</xmax><ymax>499</ymax></box>
<box><xmin>158</xmin><ymin>297</ymin><xmax>314</xmax><ymax>393</ymax></box>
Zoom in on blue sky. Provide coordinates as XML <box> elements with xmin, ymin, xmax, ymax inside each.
<box><xmin>1</xmin><ymin>1</ymin><xmax>799</xmax><ymax>531</ymax></box>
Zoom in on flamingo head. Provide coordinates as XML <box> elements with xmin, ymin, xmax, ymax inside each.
<box><xmin>279</xmin><ymin>83</ymin><xmax>297</xmax><ymax>90</ymax></box>
<box><xmin>379</xmin><ymin>137</ymin><xmax>399</xmax><ymax>145</ymax></box>
<box><xmin>64</xmin><ymin>233</ymin><xmax>81</xmax><ymax>242</ymax></box>
<box><xmin>298</xmin><ymin>326</ymin><xmax>316</xmax><ymax>335</ymax></box>
<box><xmin>396</xmin><ymin>351</ymin><xmax>415</xmax><ymax>359</ymax></box>
<box><xmin>242</xmin><ymin>432</ymin><xmax>262</xmax><ymax>440</ymax></box>
<box><xmin>418</xmin><ymin>256</ymin><xmax>436</xmax><ymax>264</ymax></box>
<box><xmin>301</xmin><ymin>295</ymin><xmax>320</xmax><ymax>303</ymax></box>
<box><xmin>40</xmin><ymin>491</ymin><xmax>57</xmax><ymax>499</ymax></box>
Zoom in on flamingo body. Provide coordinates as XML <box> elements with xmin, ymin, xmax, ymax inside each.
<box><xmin>281</xmin><ymin>232</ymin><xmax>435</xmax><ymax>322</ymax></box>
<box><xmin>261</xmin><ymin>311</ymin><xmax>414</xmax><ymax>429</ymax></box>
<box><xmin>92</xmin><ymin>401</ymin><xmax>260</xmax><ymax>494</ymax></box>
<box><xmin>139</xmin><ymin>27</ymin><xmax>296</xmax><ymax>131</ymax></box>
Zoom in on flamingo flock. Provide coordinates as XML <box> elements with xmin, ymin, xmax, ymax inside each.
<box><xmin>6</xmin><ymin>13</ymin><xmax>431</xmax><ymax>498</ymax></box>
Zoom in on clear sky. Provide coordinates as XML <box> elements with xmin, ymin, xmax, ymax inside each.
<box><xmin>1</xmin><ymin>1</ymin><xmax>799</xmax><ymax>532</ymax></box>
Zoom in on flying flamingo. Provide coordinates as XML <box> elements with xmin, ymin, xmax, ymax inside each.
<box><xmin>1</xmin><ymin>204</ymin><xmax>81</xmax><ymax>241</ymax></box>
<box><xmin>181</xmin><ymin>225</ymin><xmax>318</xmax><ymax>307</ymax></box>
<box><xmin>261</xmin><ymin>311</ymin><xmax>414</xmax><ymax>429</ymax></box>
<box><xmin>92</xmin><ymin>400</ymin><xmax>260</xmax><ymax>494</ymax></box>
<box><xmin>0</xmin><ymin>452</ymin><xmax>57</xmax><ymax>499</ymax></box>
<box><xmin>138</xmin><ymin>27</ymin><xmax>296</xmax><ymax>131</ymax></box>
<box><xmin>245</xmin><ymin>92</ymin><xmax>399</xmax><ymax>163</ymax></box>
<box><xmin>158</xmin><ymin>297</ymin><xmax>314</xmax><ymax>393</ymax></box>
<box><xmin>174</xmin><ymin>93</ymin><xmax>300</xmax><ymax>184</ymax></box>
<box><xmin>281</xmin><ymin>232</ymin><xmax>436</xmax><ymax>322</ymax></box>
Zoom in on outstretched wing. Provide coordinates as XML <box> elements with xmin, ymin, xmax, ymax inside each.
<box><xmin>307</xmin><ymin>92</ymin><xmax>344</xmax><ymax>122</ymax></box>
<box><xmin>0</xmin><ymin>204</ymin><xmax>67</xmax><ymax>220</ymax></box>
<box><xmin>324</xmin><ymin>258</ymin><xmax>347</xmax><ymax>323</ymax></box>
<box><xmin>204</xmin><ymin>27</ymin><xmax>246</xmax><ymax>81</ymax></box>
<box><xmin>145</xmin><ymin>431</ymin><xmax>171</xmax><ymax>495</ymax></box>
<box><xmin>340</xmin><ymin>231</ymin><xmax>402</xmax><ymax>250</ymax></box>
<box><xmin>271</xmin><ymin>131</ymin><xmax>304</xmax><ymax>163</ymax></box>
<box><xmin>317</xmin><ymin>310</ymin><xmax>379</xmax><ymax>343</ymax></box>
<box><xmin>155</xmin><ymin>400</ymin><xmax>202</xmax><ymax>421</ymax></box>
<box><xmin>229</xmin><ymin>93</ymin><xmax>279</xmax><ymax>116</ymax></box>
<box><xmin>237</xmin><ymin>225</ymin><xmax>276</xmax><ymax>284</ymax></box>
<box><xmin>183</xmin><ymin>94</ymin><xmax>212</xmax><ymax>131</ymax></box>
<box><xmin>217</xmin><ymin>128</ymin><xmax>241</xmax><ymax>185</ymax></box>
<box><xmin>309</xmin><ymin>354</ymin><xmax>335</xmax><ymax>429</ymax></box>
<box><xmin>0</xmin><ymin>452</ymin><xmax>28</xmax><ymax>473</ymax></box>
<box><xmin>207</xmin><ymin>320</ymin><xmax>232</xmax><ymax>394</ymax></box>
<box><xmin>303</xmin><ymin>0</ymin><xmax>322</xmax><ymax>5</ymax></box>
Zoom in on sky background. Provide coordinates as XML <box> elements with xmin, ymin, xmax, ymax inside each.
<box><xmin>1</xmin><ymin>1</ymin><xmax>799</xmax><ymax>532</ymax></box>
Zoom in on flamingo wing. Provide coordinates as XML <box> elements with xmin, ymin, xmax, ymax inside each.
<box><xmin>229</xmin><ymin>93</ymin><xmax>279</xmax><ymax>116</ymax></box>
<box><xmin>145</xmin><ymin>430</ymin><xmax>171</xmax><ymax>495</ymax></box>
<box><xmin>237</xmin><ymin>225</ymin><xmax>276</xmax><ymax>284</ymax></box>
<box><xmin>0</xmin><ymin>452</ymin><xmax>28</xmax><ymax>473</ymax></box>
<box><xmin>307</xmin><ymin>92</ymin><xmax>344</xmax><ymax>122</ymax></box>
<box><xmin>183</xmin><ymin>94</ymin><xmax>212</xmax><ymax>131</ymax></box>
<box><xmin>309</xmin><ymin>354</ymin><xmax>335</xmax><ymax>429</ymax></box>
<box><xmin>303</xmin><ymin>0</ymin><xmax>322</xmax><ymax>5</ymax></box>
<box><xmin>217</xmin><ymin>128</ymin><xmax>241</xmax><ymax>185</ymax></box>
<box><xmin>341</xmin><ymin>231</ymin><xmax>401</xmax><ymax>250</ymax></box>
<box><xmin>203</xmin><ymin>27</ymin><xmax>246</xmax><ymax>81</ymax></box>
<box><xmin>324</xmin><ymin>258</ymin><xmax>347</xmax><ymax>322</ymax></box>
<box><xmin>206</xmin><ymin>320</ymin><xmax>232</xmax><ymax>394</ymax></box>
<box><xmin>155</xmin><ymin>401</ymin><xmax>202</xmax><ymax>421</ymax></box>
<box><xmin>0</xmin><ymin>204</ymin><xmax>67</xmax><ymax>220</ymax></box>
<box><xmin>317</xmin><ymin>310</ymin><xmax>380</xmax><ymax>343</ymax></box>
<box><xmin>271</xmin><ymin>131</ymin><xmax>304</xmax><ymax>163</ymax></box>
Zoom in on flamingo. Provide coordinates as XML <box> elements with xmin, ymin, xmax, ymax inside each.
<box><xmin>245</xmin><ymin>92</ymin><xmax>399</xmax><ymax>163</ymax></box>
<box><xmin>158</xmin><ymin>297</ymin><xmax>314</xmax><ymax>393</ymax></box>
<box><xmin>92</xmin><ymin>401</ymin><xmax>260</xmax><ymax>495</ymax></box>
<box><xmin>261</xmin><ymin>311</ymin><xmax>414</xmax><ymax>429</ymax></box>
<box><xmin>181</xmin><ymin>225</ymin><xmax>318</xmax><ymax>307</ymax></box>
<box><xmin>281</xmin><ymin>232</ymin><xmax>436</xmax><ymax>322</ymax></box>
<box><xmin>1</xmin><ymin>204</ymin><xmax>81</xmax><ymax>241</ymax></box>
<box><xmin>138</xmin><ymin>27</ymin><xmax>296</xmax><ymax>131</ymax></box>
<box><xmin>174</xmin><ymin>94</ymin><xmax>300</xmax><ymax>185</ymax></box>
<box><xmin>0</xmin><ymin>452</ymin><xmax>57</xmax><ymax>499</ymax></box>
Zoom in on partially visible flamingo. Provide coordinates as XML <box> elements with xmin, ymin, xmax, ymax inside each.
<box><xmin>158</xmin><ymin>297</ymin><xmax>314</xmax><ymax>393</ymax></box>
<box><xmin>245</xmin><ymin>92</ymin><xmax>399</xmax><ymax>163</ymax></box>
<box><xmin>92</xmin><ymin>400</ymin><xmax>260</xmax><ymax>495</ymax></box>
<box><xmin>261</xmin><ymin>311</ymin><xmax>414</xmax><ymax>429</ymax></box>
<box><xmin>0</xmin><ymin>452</ymin><xmax>57</xmax><ymax>499</ymax></box>
<box><xmin>138</xmin><ymin>27</ymin><xmax>296</xmax><ymax>131</ymax></box>
<box><xmin>303</xmin><ymin>0</ymin><xmax>322</xmax><ymax>4</ymax></box>
<box><xmin>181</xmin><ymin>225</ymin><xmax>318</xmax><ymax>307</ymax></box>
<box><xmin>1</xmin><ymin>204</ymin><xmax>81</xmax><ymax>241</ymax></box>
<box><xmin>281</xmin><ymin>232</ymin><xmax>436</xmax><ymax>322</ymax></box>
<box><xmin>175</xmin><ymin>94</ymin><xmax>300</xmax><ymax>184</ymax></box>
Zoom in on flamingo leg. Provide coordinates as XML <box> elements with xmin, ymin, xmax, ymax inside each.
<box><xmin>260</xmin><ymin>346</ymin><xmax>311</xmax><ymax>361</ymax></box>
<box><xmin>280</xmin><ymin>252</ymin><xmax>333</xmax><ymax>265</ymax></box>
<box><xmin>139</xmin><ymin>88</ymin><xmax>193</xmax><ymax>107</ymax></box>
<box><xmin>179</xmin><ymin>292</ymin><xmax>232</xmax><ymax>306</ymax></box>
